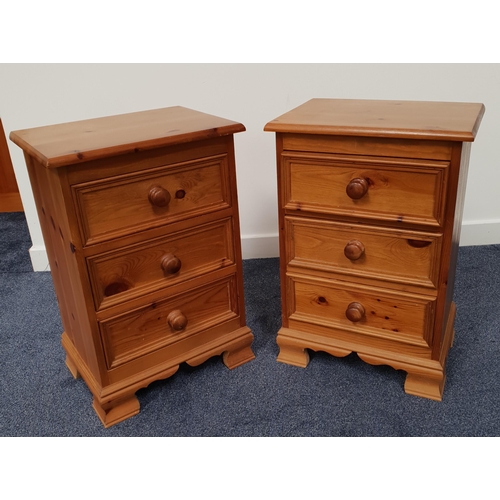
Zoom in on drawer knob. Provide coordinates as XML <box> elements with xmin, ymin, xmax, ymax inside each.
<box><xmin>161</xmin><ymin>254</ymin><xmax>182</xmax><ymax>274</ymax></box>
<box><xmin>346</xmin><ymin>178</ymin><xmax>369</xmax><ymax>200</ymax></box>
<box><xmin>344</xmin><ymin>240</ymin><xmax>365</xmax><ymax>261</ymax></box>
<box><xmin>345</xmin><ymin>302</ymin><xmax>365</xmax><ymax>322</ymax></box>
<box><xmin>167</xmin><ymin>309</ymin><xmax>188</xmax><ymax>331</ymax></box>
<box><xmin>148</xmin><ymin>185</ymin><xmax>171</xmax><ymax>207</ymax></box>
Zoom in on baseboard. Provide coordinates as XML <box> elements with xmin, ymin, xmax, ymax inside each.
<box><xmin>241</xmin><ymin>234</ymin><xmax>279</xmax><ymax>259</ymax></box>
<box><xmin>28</xmin><ymin>223</ymin><xmax>500</xmax><ymax>272</ymax></box>
<box><xmin>29</xmin><ymin>245</ymin><xmax>50</xmax><ymax>272</ymax></box>
<box><xmin>460</xmin><ymin>220</ymin><xmax>500</xmax><ymax>246</ymax></box>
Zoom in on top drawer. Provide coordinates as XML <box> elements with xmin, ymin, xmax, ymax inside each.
<box><xmin>282</xmin><ymin>152</ymin><xmax>449</xmax><ymax>227</ymax></box>
<box><xmin>72</xmin><ymin>154</ymin><xmax>230</xmax><ymax>245</ymax></box>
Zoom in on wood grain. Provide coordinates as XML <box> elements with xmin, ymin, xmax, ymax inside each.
<box><xmin>289</xmin><ymin>275</ymin><xmax>435</xmax><ymax>348</ymax></box>
<box><xmin>282</xmin><ymin>134</ymin><xmax>454</xmax><ymax>161</ymax></box>
<box><xmin>0</xmin><ymin>118</ymin><xmax>23</xmax><ymax>212</ymax></box>
<box><xmin>9</xmin><ymin>106</ymin><xmax>246</xmax><ymax>168</ymax></box>
<box><xmin>73</xmin><ymin>154</ymin><xmax>231</xmax><ymax>245</ymax></box>
<box><xmin>265</xmin><ymin>98</ymin><xmax>485</xmax><ymax>141</ymax></box>
<box><xmin>268</xmin><ymin>98</ymin><xmax>484</xmax><ymax>402</ymax></box>
<box><xmin>283</xmin><ymin>152</ymin><xmax>449</xmax><ymax>227</ymax></box>
<box><xmin>87</xmin><ymin>217</ymin><xmax>235</xmax><ymax>310</ymax></box>
<box><xmin>100</xmin><ymin>277</ymin><xmax>238</xmax><ymax>369</ymax></box>
<box><xmin>11</xmin><ymin>106</ymin><xmax>254</xmax><ymax>427</ymax></box>
<box><xmin>286</xmin><ymin>216</ymin><xmax>442</xmax><ymax>290</ymax></box>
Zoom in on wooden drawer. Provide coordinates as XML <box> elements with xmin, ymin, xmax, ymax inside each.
<box><xmin>99</xmin><ymin>276</ymin><xmax>239</xmax><ymax>369</ymax></box>
<box><xmin>286</xmin><ymin>216</ymin><xmax>442</xmax><ymax>290</ymax></box>
<box><xmin>288</xmin><ymin>275</ymin><xmax>436</xmax><ymax>348</ymax></box>
<box><xmin>282</xmin><ymin>152</ymin><xmax>449</xmax><ymax>227</ymax></box>
<box><xmin>73</xmin><ymin>154</ymin><xmax>230</xmax><ymax>245</ymax></box>
<box><xmin>87</xmin><ymin>218</ymin><xmax>235</xmax><ymax>310</ymax></box>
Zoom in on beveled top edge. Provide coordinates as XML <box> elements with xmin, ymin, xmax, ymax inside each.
<box><xmin>264</xmin><ymin>98</ymin><xmax>485</xmax><ymax>142</ymax></box>
<box><xmin>10</xmin><ymin>106</ymin><xmax>245</xmax><ymax>168</ymax></box>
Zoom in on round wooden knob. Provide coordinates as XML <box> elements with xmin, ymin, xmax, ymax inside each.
<box><xmin>148</xmin><ymin>186</ymin><xmax>171</xmax><ymax>207</ymax></box>
<box><xmin>167</xmin><ymin>310</ymin><xmax>188</xmax><ymax>331</ymax></box>
<box><xmin>346</xmin><ymin>178</ymin><xmax>369</xmax><ymax>200</ymax></box>
<box><xmin>344</xmin><ymin>240</ymin><xmax>365</xmax><ymax>261</ymax></box>
<box><xmin>161</xmin><ymin>254</ymin><xmax>182</xmax><ymax>274</ymax></box>
<box><xmin>345</xmin><ymin>302</ymin><xmax>365</xmax><ymax>322</ymax></box>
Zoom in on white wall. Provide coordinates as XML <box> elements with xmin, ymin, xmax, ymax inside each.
<box><xmin>1</xmin><ymin>64</ymin><xmax>499</xmax><ymax>271</ymax></box>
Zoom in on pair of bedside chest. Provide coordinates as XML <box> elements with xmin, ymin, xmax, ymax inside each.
<box><xmin>10</xmin><ymin>99</ymin><xmax>484</xmax><ymax>427</ymax></box>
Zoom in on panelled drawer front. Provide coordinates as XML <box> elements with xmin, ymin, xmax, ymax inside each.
<box><xmin>99</xmin><ymin>276</ymin><xmax>239</xmax><ymax>369</ymax></box>
<box><xmin>286</xmin><ymin>217</ymin><xmax>442</xmax><ymax>289</ymax></box>
<box><xmin>288</xmin><ymin>275</ymin><xmax>436</xmax><ymax>348</ymax></box>
<box><xmin>73</xmin><ymin>154</ymin><xmax>230</xmax><ymax>245</ymax></box>
<box><xmin>87</xmin><ymin>218</ymin><xmax>235</xmax><ymax>310</ymax></box>
<box><xmin>283</xmin><ymin>153</ymin><xmax>449</xmax><ymax>227</ymax></box>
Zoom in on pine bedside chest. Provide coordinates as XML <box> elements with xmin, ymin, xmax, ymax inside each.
<box><xmin>11</xmin><ymin>106</ymin><xmax>255</xmax><ymax>427</ymax></box>
<box><xmin>264</xmin><ymin>98</ymin><xmax>484</xmax><ymax>401</ymax></box>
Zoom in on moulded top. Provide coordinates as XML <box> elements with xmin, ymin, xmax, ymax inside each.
<box><xmin>264</xmin><ymin>98</ymin><xmax>485</xmax><ymax>142</ymax></box>
<box><xmin>10</xmin><ymin>106</ymin><xmax>246</xmax><ymax>168</ymax></box>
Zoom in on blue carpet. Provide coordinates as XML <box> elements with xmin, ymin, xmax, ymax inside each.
<box><xmin>1</xmin><ymin>213</ymin><xmax>499</xmax><ymax>436</ymax></box>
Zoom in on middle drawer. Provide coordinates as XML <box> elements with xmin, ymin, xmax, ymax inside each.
<box><xmin>285</xmin><ymin>216</ymin><xmax>442</xmax><ymax>290</ymax></box>
<box><xmin>87</xmin><ymin>218</ymin><xmax>235</xmax><ymax>310</ymax></box>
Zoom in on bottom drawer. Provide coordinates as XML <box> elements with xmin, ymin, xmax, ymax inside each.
<box><xmin>99</xmin><ymin>276</ymin><xmax>239</xmax><ymax>369</ymax></box>
<box><xmin>288</xmin><ymin>275</ymin><xmax>436</xmax><ymax>348</ymax></box>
